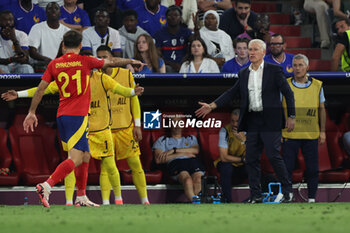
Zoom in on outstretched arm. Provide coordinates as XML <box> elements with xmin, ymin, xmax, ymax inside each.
<box><xmin>103</xmin><ymin>57</ymin><xmax>145</xmax><ymax>69</ymax></box>
<box><xmin>1</xmin><ymin>82</ymin><xmax>58</xmax><ymax>101</ymax></box>
<box><xmin>23</xmin><ymin>80</ymin><xmax>50</xmax><ymax>133</ymax></box>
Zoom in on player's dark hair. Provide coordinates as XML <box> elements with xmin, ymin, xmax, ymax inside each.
<box><xmin>122</xmin><ymin>9</ymin><xmax>138</xmax><ymax>20</ymax></box>
<box><xmin>63</xmin><ymin>30</ymin><xmax>82</xmax><ymax>49</ymax></box>
<box><xmin>79</xmin><ymin>50</ymin><xmax>93</xmax><ymax>56</ymax></box>
<box><xmin>96</xmin><ymin>45</ymin><xmax>112</xmax><ymax>54</ymax></box>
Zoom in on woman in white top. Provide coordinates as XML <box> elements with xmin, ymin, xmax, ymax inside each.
<box><xmin>179</xmin><ymin>36</ymin><xmax>220</xmax><ymax>73</ymax></box>
<box><xmin>199</xmin><ymin>10</ymin><xmax>234</xmax><ymax>67</ymax></box>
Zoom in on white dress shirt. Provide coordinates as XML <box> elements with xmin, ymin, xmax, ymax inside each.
<box><xmin>248</xmin><ymin>61</ymin><xmax>264</xmax><ymax>112</ymax></box>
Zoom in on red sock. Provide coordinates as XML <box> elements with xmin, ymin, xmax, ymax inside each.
<box><xmin>47</xmin><ymin>159</ymin><xmax>75</xmax><ymax>187</ymax></box>
<box><xmin>75</xmin><ymin>162</ymin><xmax>89</xmax><ymax>196</ymax></box>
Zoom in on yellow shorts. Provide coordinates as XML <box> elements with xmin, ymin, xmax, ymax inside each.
<box><xmin>89</xmin><ymin>128</ymin><xmax>114</xmax><ymax>160</ymax></box>
<box><xmin>112</xmin><ymin>126</ymin><xmax>140</xmax><ymax>160</ymax></box>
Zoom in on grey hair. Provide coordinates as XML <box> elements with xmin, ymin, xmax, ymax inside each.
<box><xmin>231</xmin><ymin>109</ymin><xmax>240</xmax><ymax>116</ymax></box>
<box><xmin>293</xmin><ymin>54</ymin><xmax>309</xmax><ymax>66</ymax></box>
<box><xmin>249</xmin><ymin>39</ymin><xmax>266</xmax><ymax>51</ymax></box>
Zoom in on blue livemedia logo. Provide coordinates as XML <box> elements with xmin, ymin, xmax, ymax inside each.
<box><xmin>143</xmin><ymin>110</ymin><xmax>162</xmax><ymax>129</ymax></box>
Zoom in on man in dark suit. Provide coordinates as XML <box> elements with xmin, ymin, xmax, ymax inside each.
<box><xmin>196</xmin><ymin>39</ymin><xmax>295</xmax><ymax>203</ymax></box>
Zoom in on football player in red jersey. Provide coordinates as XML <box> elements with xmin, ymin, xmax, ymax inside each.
<box><xmin>23</xmin><ymin>30</ymin><xmax>144</xmax><ymax>207</ymax></box>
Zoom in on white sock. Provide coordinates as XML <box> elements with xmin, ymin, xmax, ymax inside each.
<box><xmin>43</xmin><ymin>182</ymin><xmax>52</xmax><ymax>192</ymax></box>
<box><xmin>103</xmin><ymin>200</ymin><xmax>110</xmax><ymax>205</ymax></box>
<box><xmin>115</xmin><ymin>196</ymin><xmax>123</xmax><ymax>201</ymax></box>
<box><xmin>308</xmin><ymin>198</ymin><xmax>315</xmax><ymax>203</ymax></box>
<box><xmin>76</xmin><ymin>195</ymin><xmax>86</xmax><ymax>201</ymax></box>
<box><xmin>66</xmin><ymin>200</ymin><xmax>73</xmax><ymax>205</ymax></box>
<box><xmin>141</xmin><ymin>197</ymin><xmax>149</xmax><ymax>204</ymax></box>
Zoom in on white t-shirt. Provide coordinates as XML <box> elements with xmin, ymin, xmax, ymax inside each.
<box><xmin>0</xmin><ymin>29</ymin><xmax>29</xmax><ymax>58</ymax></box>
<box><xmin>33</xmin><ymin>0</ymin><xmax>64</xmax><ymax>8</ymax></box>
<box><xmin>82</xmin><ymin>26</ymin><xmax>122</xmax><ymax>56</ymax></box>
<box><xmin>179</xmin><ymin>58</ymin><xmax>220</xmax><ymax>73</ymax></box>
<box><xmin>28</xmin><ymin>21</ymin><xmax>70</xmax><ymax>59</ymax></box>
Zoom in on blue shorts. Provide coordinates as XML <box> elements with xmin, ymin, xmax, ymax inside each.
<box><xmin>57</xmin><ymin>115</ymin><xmax>89</xmax><ymax>152</ymax></box>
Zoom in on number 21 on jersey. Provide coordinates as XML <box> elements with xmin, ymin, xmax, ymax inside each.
<box><xmin>57</xmin><ymin>70</ymin><xmax>86</xmax><ymax>97</ymax></box>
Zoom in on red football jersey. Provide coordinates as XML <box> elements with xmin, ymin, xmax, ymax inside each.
<box><xmin>42</xmin><ymin>53</ymin><xmax>105</xmax><ymax>117</ymax></box>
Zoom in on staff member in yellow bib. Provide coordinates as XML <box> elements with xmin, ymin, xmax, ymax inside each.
<box><xmin>282</xmin><ymin>54</ymin><xmax>326</xmax><ymax>203</ymax></box>
<box><xmin>97</xmin><ymin>45</ymin><xmax>150</xmax><ymax>205</ymax></box>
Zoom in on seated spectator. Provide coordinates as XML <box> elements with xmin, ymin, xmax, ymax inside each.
<box><xmin>82</xmin><ymin>8</ymin><xmax>122</xmax><ymax>57</ymax></box>
<box><xmin>216</xmin><ymin>109</ymin><xmax>247</xmax><ymax>203</ymax></box>
<box><xmin>9</xmin><ymin>0</ymin><xmax>46</xmax><ymax>35</ymax></box>
<box><xmin>135</xmin><ymin>0</ymin><xmax>167</xmax><ymax>36</ymax></box>
<box><xmin>59</xmin><ymin>0</ymin><xmax>90</xmax><ymax>32</ymax></box>
<box><xmin>117</xmin><ymin>0</ymin><xmax>145</xmax><ymax>11</ymax></box>
<box><xmin>264</xmin><ymin>34</ymin><xmax>295</xmax><ymax>77</ymax></box>
<box><xmin>153</xmin><ymin>116</ymin><xmax>205</xmax><ymax>202</ymax></box>
<box><xmin>28</xmin><ymin>2</ymin><xmax>70</xmax><ymax>67</ymax></box>
<box><xmin>161</xmin><ymin>0</ymin><xmax>198</xmax><ymax>30</ymax></box>
<box><xmin>127</xmin><ymin>34</ymin><xmax>166</xmax><ymax>73</ymax></box>
<box><xmin>222</xmin><ymin>37</ymin><xmax>250</xmax><ymax>73</ymax></box>
<box><xmin>219</xmin><ymin>0</ymin><xmax>258</xmax><ymax>41</ymax></box>
<box><xmin>334</xmin><ymin>17</ymin><xmax>350</xmax><ymax>38</ymax></box>
<box><xmin>92</xmin><ymin>0</ymin><xmax>123</xmax><ymax>30</ymax></box>
<box><xmin>119</xmin><ymin>10</ymin><xmax>150</xmax><ymax>59</ymax></box>
<box><xmin>304</xmin><ymin>0</ymin><xmax>330</xmax><ymax>48</ymax></box>
<box><xmin>0</xmin><ymin>10</ymin><xmax>34</xmax><ymax>73</ymax></box>
<box><xmin>154</xmin><ymin>5</ymin><xmax>192</xmax><ymax>72</ymax></box>
<box><xmin>237</xmin><ymin>13</ymin><xmax>274</xmax><ymax>47</ymax></box>
<box><xmin>199</xmin><ymin>10</ymin><xmax>234</xmax><ymax>67</ymax></box>
<box><xmin>35</xmin><ymin>0</ymin><xmax>64</xmax><ymax>9</ymax></box>
<box><xmin>197</xmin><ymin>0</ymin><xmax>232</xmax><ymax>20</ymax></box>
<box><xmin>179</xmin><ymin>36</ymin><xmax>220</xmax><ymax>73</ymax></box>
<box><xmin>331</xmin><ymin>26</ymin><xmax>350</xmax><ymax>71</ymax></box>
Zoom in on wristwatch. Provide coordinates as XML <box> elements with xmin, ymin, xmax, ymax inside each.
<box><xmin>289</xmin><ymin>115</ymin><xmax>296</xmax><ymax>119</ymax></box>
<box><xmin>213</xmin><ymin>0</ymin><xmax>217</xmax><ymax>8</ymax></box>
<box><xmin>173</xmin><ymin>147</ymin><xmax>177</xmax><ymax>153</ymax></box>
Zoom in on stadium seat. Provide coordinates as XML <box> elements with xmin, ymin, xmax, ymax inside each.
<box><xmin>8</xmin><ymin>114</ymin><xmax>60</xmax><ymax>185</ymax></box>
<box><xmin>198</xmin><ymin>111</ymin><xmax>231</xmax><ymax>177</ymax></box>
<box><xmin>318</xmin><ymin>141</ymin><xmax>350</xmax><ymax>182</ymax></box>
<box><xmin>325</xmin><ymin>113</ymin><xmax>347</xmax><ymax>168</ymax></box>
<box><xmin>118</xmin><ymin>128</ymin><xmax>162</xmax><ymax>184</ymax></box>
<box><xmin>0</xmin><ymin>128</ymin><xmax>19</xmax><ymax>185</ymax></box>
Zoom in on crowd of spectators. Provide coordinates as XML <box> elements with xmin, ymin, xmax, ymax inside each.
<box><xmin>1</xmin><ymin>0</ymin><xmax>350</xmax><ymax>75</ymax></box>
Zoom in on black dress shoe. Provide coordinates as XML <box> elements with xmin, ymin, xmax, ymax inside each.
<box><xmin>247</xmin><ymin>196</ymin><xmax>263</xmax><ymax>204</ymax></box>
<box><xmin>282</xmin><ymin>193</ymin><xmax>294</xmax><ymax>203</ymax></box>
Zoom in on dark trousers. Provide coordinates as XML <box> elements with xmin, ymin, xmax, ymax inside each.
<box><xmin>245</xmin><ymin>112</ymin><xmax>292</xmax><ymax>197</ymax></box>
<box><xmin>282</xmin><ymin>139</ymin><xmax>319</xmax><ymax>198</ymax></box>
<box><xmin>217</xmin><ymin>162</ymin><xmax>247</xmax><ymax>203</ymax></box>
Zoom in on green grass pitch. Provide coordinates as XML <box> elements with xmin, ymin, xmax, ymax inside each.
<box><xmin>1</xmin><ymin>203</ymin><xmax>350</xmax><ymax>233</ymax></box>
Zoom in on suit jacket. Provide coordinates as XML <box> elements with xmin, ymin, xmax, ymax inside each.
<box><xmin>214</xmin><ymin>62</ymin><xmax>295</xmax><ymax>132</ymax></box>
